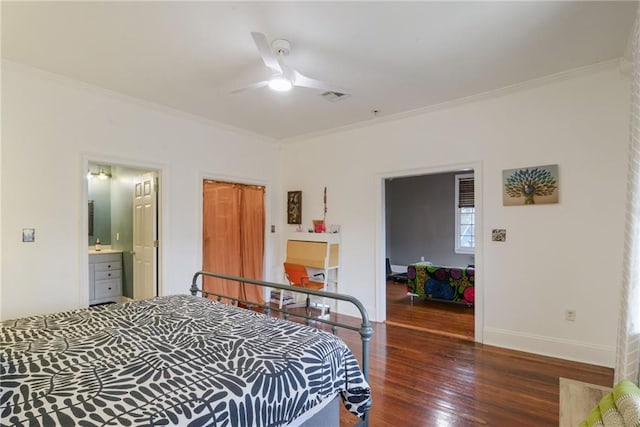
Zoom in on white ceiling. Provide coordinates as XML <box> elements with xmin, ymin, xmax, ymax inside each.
<box><xmin>2</xmin><ymin>1</ymin><xmax>636</xmax><ymax>140</ymax></box>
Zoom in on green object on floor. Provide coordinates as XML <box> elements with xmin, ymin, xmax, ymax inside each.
<box><xmin>579</xmin><ymin>379</ymin><xmax>640</xmax><ymax>427</ymax></box>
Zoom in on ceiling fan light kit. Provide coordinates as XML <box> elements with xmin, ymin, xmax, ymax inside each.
<box><xmin>268</xmin><ymin>76</ymin><xmax>293</xmax><ymax>92</ymax></box>
<box><xmin>232</xmin><ymin>32</ymin><xmax>348</xmax><ymax>95</ymax></box>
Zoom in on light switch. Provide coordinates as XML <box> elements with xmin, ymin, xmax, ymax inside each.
<box><xmin>22</xmin><ymin>228</ymin><xmax>35</xmax><ymax>242</ymax></box>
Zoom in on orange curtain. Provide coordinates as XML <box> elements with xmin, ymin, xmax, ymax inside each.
<box><xmin>202</xmin><ymin>180</ymin><xmax>265</xmax><ymax>304</ymax></box>
<box><xmin>239</xmin><ymin>186</ymin><xmax>265</xmax><ymax>303</ymax></box>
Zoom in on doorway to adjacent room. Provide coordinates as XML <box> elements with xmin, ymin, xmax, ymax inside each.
<box><xmin>380</xmin><ymin>164</ymin><xmax>482</xmax><ymax>342</ymax></box>
<box><xmin>86</xmin><ymin>162</ymin><xmax>160</xmax><ymax>303</ymax></box>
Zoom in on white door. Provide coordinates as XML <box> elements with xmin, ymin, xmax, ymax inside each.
<box><xmin>133</xmin><ymin>172</ymin><xmax>157</xmax><ymax>300</ymax></box>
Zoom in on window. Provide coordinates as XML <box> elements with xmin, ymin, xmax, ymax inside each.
<box><xmin>455</xmin><ymin>173</ymin><xmax>475</xmax><ymax>254</ymax></box>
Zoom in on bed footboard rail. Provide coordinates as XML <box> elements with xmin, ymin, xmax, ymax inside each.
<box><xmin>190</xmin><ymin>270</ymin><xmax>374</xmax><ymax>383</ymax></box>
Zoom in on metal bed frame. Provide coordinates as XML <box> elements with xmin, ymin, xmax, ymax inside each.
<box><xmin>190</xmin><ymin>270</ymin><xmax>373</xmax><ymax>426</ymax></box>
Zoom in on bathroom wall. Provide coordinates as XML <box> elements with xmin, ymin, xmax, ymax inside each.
<box><xmin>87</xmin><ymin>163</ymin><xmax>147</xmax><ymax>298</ymax></box>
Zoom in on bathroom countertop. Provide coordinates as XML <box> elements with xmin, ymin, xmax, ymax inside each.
<box><xmin>88</xmin><ymin>247</ymin><xmax>123</xmax><ymax>255</ymax></box>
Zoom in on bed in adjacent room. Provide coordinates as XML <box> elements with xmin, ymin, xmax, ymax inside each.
<box><xmin>0</xmin><ymin>271</ymin><xmax>372</xmax><ymax>426</ymax></box>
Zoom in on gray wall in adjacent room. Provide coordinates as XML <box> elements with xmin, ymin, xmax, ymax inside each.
<box><xmin>386</xmin><ymin>171</ymin><xmax>474</xmax><ymax>267</ymax></box>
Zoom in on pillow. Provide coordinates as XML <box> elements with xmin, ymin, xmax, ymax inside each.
<box><xmin>579</xmin><ymin>380</ymin><xmax>640</xmax><ymax>427</ymax></box>
<box><xmin>613</xmin><ymin>380</ymin><xmax>640</xmax><ymax>426</ymax></box>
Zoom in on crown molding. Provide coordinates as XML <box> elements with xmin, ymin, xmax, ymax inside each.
<box><xmin>281</xmin><ymin>58</ymin><xmax>624</xmax><ymax>144</ymax></box>
<box><xmin>2</xmin><ymin>57</ymin><xmax>625</xmax><ymax>146</ymax></box>
<box><xmin>1</xmin><ymin>59</ymin><xmax>278</xmax><ymax>145</ymax></box>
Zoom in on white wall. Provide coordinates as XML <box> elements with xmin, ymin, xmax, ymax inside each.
<box><xmin>1</xmin><ymin>60</ymin><xmax>629</xmax><ymax>367</ymax></box>
<box><xmin>1</xmin><ymin>61</ymin><xmax>281</xmax><ymax>320</ymax></box>
<box><xmin>280</xmin><ymin>64</ymin><xmax>630</xmax><ymax>367</ymax></box>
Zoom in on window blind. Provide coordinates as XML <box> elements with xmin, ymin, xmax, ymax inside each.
<box><xmin>458</xmin><ymin>177</ymin><xmax>475</xmax><ymax>208</ymax></box>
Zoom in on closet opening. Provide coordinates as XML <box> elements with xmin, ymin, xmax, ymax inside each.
<box><xmin>201</xmin><ymin>179</ymin><xmax>265</xmax><ymax>303</ymax></box>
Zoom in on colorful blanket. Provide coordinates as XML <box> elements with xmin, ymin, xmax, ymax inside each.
<box><xmin>579</xmin><ymin>380</ymin><xmax>640</xmax><ymax>427</ymax></box>
<box><xmin>407</xmin><ymin>263</ymin><xmax>475</xmax><ymax>305</ymax></box>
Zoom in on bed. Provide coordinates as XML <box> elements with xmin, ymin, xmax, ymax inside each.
<box><xmin>1</xmin><ymin>271</ymin><xmax>372</xmax><ymax>426</ymax></box>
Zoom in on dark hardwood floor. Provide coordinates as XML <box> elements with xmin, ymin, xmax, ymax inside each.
<box><xmin>385</xmin><ymin>280</ymin><xmax>475</xmax><ymax>340</ymax></box>
<box><xmin>327</xmin><ymin>281</ymin><xmax>614</xmax><ymax>426</ymax></box>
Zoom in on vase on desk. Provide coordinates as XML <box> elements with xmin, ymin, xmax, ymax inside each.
<box><xmin>313</xmin><ymin>220</ymin><xmax>325</xmax><ymax>233</ymax></box>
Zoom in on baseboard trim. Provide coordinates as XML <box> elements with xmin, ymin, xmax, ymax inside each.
<box><xmin>484</xmin><ymin>327</ymin><xmax>615</xmax><ymax>368</ymax></box>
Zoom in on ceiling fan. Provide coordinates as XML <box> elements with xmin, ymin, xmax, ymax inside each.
<box><xmin>232</xmin><ymin>32</ymin><xmax>347</xmax><ymax>95</ymax></box>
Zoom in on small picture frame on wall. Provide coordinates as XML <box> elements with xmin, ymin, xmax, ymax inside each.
<box><xmin>287</xmin><ymin>191</ymin><xmax>302</xmax><ymax>224</ymax></box>
<box><xmin>492</xmin><ymin>229</ymin><xmax>506</xmax><ymax>242</ymax></box>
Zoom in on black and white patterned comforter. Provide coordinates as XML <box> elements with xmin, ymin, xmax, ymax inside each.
<box><xmin>0</xmin><ymin>295</ymin><xmax>371</xmax><ymax>426</ymax></box>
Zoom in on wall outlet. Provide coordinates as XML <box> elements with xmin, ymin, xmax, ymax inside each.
<box><xmin>565</xmin><ymin>309</ymin><xmax>576</xmax><ymax>321</ymax></box>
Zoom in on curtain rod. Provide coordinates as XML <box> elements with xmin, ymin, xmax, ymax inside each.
<box><xmin>204</xmin><ymin>179</ymin><xmax>265</xmax><ymax>190</ymax></box>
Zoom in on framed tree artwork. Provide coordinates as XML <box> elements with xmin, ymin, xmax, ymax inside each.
<box><xmin>503</xmin><ymin>164</ymin><xmax>559</xmax><ymax>206</ymax></box>
<box><xmin>287</xmin><ymin>191</ymin><xmax>302</xmax><ymax>224</ymax></box>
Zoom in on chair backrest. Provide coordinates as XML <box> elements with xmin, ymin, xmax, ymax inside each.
<box><xmin>283</xmin><ymin>262</ymin><xmax>308</xmax><ymax>286</ymax></box>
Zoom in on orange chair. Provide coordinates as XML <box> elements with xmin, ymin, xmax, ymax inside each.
<box><xmin>281</xmin><ymin>262</ymin><xmax>326</xmax><ymax>312</ymax></box>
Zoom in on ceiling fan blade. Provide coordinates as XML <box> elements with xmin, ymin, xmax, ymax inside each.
<box><xmin>230</xmin><ymin>80</ymin><xmax>269</xmax><ymax>94</ymax></box>
<box><xmin>251</xmin><ymin>32</ymin><xmax>283</xmax><ymax>74</ymax></box>
<box><xmin>292</xmin><ymin>70</ymin><xmax>347</xmax><ymax>94</ymax></box>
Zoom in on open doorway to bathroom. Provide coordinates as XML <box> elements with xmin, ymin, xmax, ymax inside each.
<box><xmin>87</xmin><ymin>162</ymin><xmax>159</xmax><ymax>305</ymax></box>
<box><xmin>384</xmin><ymin>168</ymin><xmax>476</xmax><ymax>341</ymax></box>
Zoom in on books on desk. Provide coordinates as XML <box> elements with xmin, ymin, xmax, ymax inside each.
<box><xmin>270</xmin><ymin>290</ymin><xmax>294</xmax><ymax>305</ymax></box>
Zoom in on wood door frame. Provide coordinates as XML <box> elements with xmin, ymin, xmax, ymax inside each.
<box><xmin>80</xmin><ymin>154</ymin><xmax>166</xmax><ymax>307</ymax></box>
<box><xmin>197</xmin><ymin>173</ymin><xmax>272</xmax><ymax>285</ymax></box>
<box><xmin>375</xmin><ymin>160</ymin><xmax>484</xmax><ymax>343</ymax></box>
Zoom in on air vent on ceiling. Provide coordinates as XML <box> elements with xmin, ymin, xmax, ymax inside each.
<box><xmin>321</xmin><ymin>91</ymin><xmax>350</xmax><ymax>102</ymax></box>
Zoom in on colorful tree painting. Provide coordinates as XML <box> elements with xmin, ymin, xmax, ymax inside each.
<box><xmin>503</xmin><ymin>165</ymin><xmax>558</xmax><ymax>205</ymax></box>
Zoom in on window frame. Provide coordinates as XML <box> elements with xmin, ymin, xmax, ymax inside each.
<box><xmin>455</xmin><ymin>173</ymin><xmax>475</xmax><ymax>255</ymax></box>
